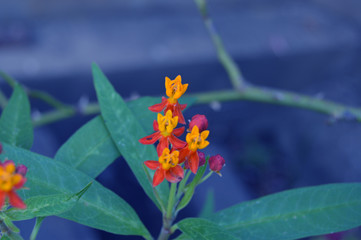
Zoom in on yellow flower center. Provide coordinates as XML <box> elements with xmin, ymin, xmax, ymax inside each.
<box><xmin>158</xmin><ymin>148</ymin><xmax>179</xmax><ymax>170</ymax></box>
<box><xmin>165</xmin><ymin>75</ymin><xmax>188</xmax><ymax>104</ymax></box>
<box><xmin>186</xmin><ymin>126</ymin><xmax>210</xmax><ymax>151</ymax></box>
<box><xmin>157</xmin><ymin>110</ymin><xmax>178</xmax><ymax>137</ymax></box>
<box><xmin>0</xmin><ymin>163</ymin><xmax>22</xmax><ymax>192</ymax></box>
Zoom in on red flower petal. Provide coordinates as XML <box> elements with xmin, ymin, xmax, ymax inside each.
<box><xmin>180</xmin><ymin>103</ymin><xmax>187</xmax><ymax>111</ymax></box>
<box><xmin>144</xmin><ymin>161</ymin><xmax>160</xmax><ymax>170</ymax></box>
<box><xmin>149</xmin><ymin>97</ymin><xmax>168</xmax><ymax>112</ymax></box>
<box><xmin>189</xmin><ymin>151</ymin><xmax>199</xmax><ymax>174</ymax></box>
<box><xmin>139</xmin><ymin>132</ymin><xmax>161</xmax><ymax>145</ymax></box>
<box><xmin>8</xmin><ymin>191</ymin><xmax>26</xmax><ymax>209</ymax></box>
<box><xmin>153</xmin><ymin>168</ymin><xmax>165</xmax><ymax>187</ymax></box>
<box><xmin>173</xmin><ymin>127</ymin><xmax>185</xmax><ymax>137</ymax></box>
<box><xmin>165</xmin><ymin>165</ymin><xmax>184</xmax><ymax>183</ymax></box>
<box><xmin>153</xmin><ymin>120</ymin><xmax>159</xmax><ymax>132</ymax></box>
<box><xmin>157</xmin><ymin>137</ymin><xmax>169</xmax><ymax>156</ymax></box>
<box><xmin>178</xmin><ymin>146</ymin><xmax>190</xmax><ymax>164</ymax></box>
<box><xmin>0</xmin><ymin>191</ymin><xmax>5</xmax><ymax>210</ymax></box>
<box><xmin>174</xmin><ymin>104</ymin><xmax>186</xmax><ymax>124</ymax></box>
<box><xmin>169</xmin><ymin>135</ymin><xmax>186</xmax><ymax>149</ymax></box>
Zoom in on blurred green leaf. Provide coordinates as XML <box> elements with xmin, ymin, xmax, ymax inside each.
<box><xmin>0</xmin><ymin>85</ymin><xmax>33</xmax><ymax>149</ymax></box>
<box><xmin>55</xmin><ymin>116</ymin><xmax>119</xmax><ymax>178</ymax></box>
<box><xmin>177</xmin><ymin>218</ymin><xmax>236</xmax><ymax>240</ymax></box>
<box><xmin>199</xmin><ymin>188</ymin><xmax>215</xmax><ymax>218</ymax></box>
<box><xmin>92</xmin><ymin>63</ymin><xmax>169</xmax><ymax>208</ymax></box>
<box><xmin>177</xmin><ymin>163</ymin><xmax>207</xmax><ymax>212</ymax></box>
<box><xmin>209</xmin><ymin>183</ymin><xmax>361</xmax><ymax>240</ymax></box>
<box><xmin>0</xmin><ymin>143</ymin><xmax>151</xmax><ymax>238</ymax></box>
<box><xmin>3</xmin><ymin>219</ymin><xmax>19</xmax><ymax>233</ymax></box>
<box><xmin>5</xmin><ymin>183</ymin><xmax>92</xmax><ymax>221</ymax></box>
<box><xmin>0</xmin><ymin>232</ymin><xmax>23</xmax><ymax>240</ymax></box>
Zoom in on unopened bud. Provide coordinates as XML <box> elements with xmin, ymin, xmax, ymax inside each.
<box><xmin>198</xmin><ymin>151</ymin><xmax>206</xmax><ymax>167</ymax></box>
<box><xmin>16</xmin><ymin>165</ymin><xmax>28</xmax><ymax>176</ymax></box>
<box><xmin>189</xmin><ymin>114</ymin><xmax>208</xmax><ymax>132</ymax></box>
<box><xmin>209</xmin><ymin>154</ymin><xmax>225</xmax><ymax>176</ymax></box>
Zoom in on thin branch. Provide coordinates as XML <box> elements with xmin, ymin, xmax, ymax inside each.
<box><xmin>194</xmin><ymin>0</ymin><xmax>245</xmax><ymax>90</ymax></box>
<box><xmin>187</xmin><ymin>87</ymin><xmax>361</xmax><ymax>122</ymax></box>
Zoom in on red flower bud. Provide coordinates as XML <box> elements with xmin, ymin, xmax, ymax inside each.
<box><xmin>209</xmin><ymin>154</ymin><xmax>225</xmax><ymax>175</ymax></box>
<box><xmin>189</xmin><ymin>114</ymin><xmax>208</xmax><ymax>132</ymax></box>
<box><xmin>16</xmin><ymin>165</ymin><xmax>28</xmax><ymax>176</ymax></box>
<box><xmin>198</xmin><ymin>151</ymin><xmax>206</xmax><ymax>167</ymax></box>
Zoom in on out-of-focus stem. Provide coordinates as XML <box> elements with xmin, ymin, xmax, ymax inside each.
<box><xmin>30</xmin><ymin>217</ymin><xmax>45</xmax><ymax>240</ymax></box>
<box><xmin>194</xmin><ymin>0</ymin><xmax>245</xmax><ymax>90</ymax></box>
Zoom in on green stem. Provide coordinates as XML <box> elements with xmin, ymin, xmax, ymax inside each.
<box><xmin>157</xmin><ymin>183</ymin><xmax>177</xmax><ymax>240</ymax></box>
<box><xmin>30</xmin><ymin>217</ymin><xmax>45</xmax><ymax>240</ymax></box>
<box><xmin>198</xmin><ymin>171</ymin><xmax>213</xmax><ymax>185</ymax></box>
<box><xmin>166</xmin><ymin>183</ymin><xmax>177</xmax><ymax>219</ymax></box>
<box><xmin>176</xmin><ymin>170</ymin><xmax>191</xmax><ymax>199</ymax></box>
<box><xmin>187</xmin><ymin>86</ymin><xmax>361</xmax><ymax>121</ymax></box>
<box><xmin>194</xmin><ymin>0</ymin><xmax>245</xmax><ymax>90</ymax></box>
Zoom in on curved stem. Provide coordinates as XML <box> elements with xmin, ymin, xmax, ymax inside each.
<box><xmin>30</xmin><ymin>217</ymin><xmax>45</xmax><ymax>240</ymax></box>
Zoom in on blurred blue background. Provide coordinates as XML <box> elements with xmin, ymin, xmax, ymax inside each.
<box><xmin>1</xmin><ymin>0</ymin><xmax>361</xmax><ymax>239</ymax></box>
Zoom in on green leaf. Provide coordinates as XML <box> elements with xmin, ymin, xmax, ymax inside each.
<box><xmin>5</xmin><ymin>182</ymin><xmax>92</xmax><ymax>221</ymax></box>
<box><xmin>199</xmin><ymin>188</ymin><xmax>215</xmax><ymax>218</ymax></box>
<box><xmin>177</xmin><ymin>163</ymin><xmax>207</xmax><ymax>212</ymax></box>
<box><xmin>92</xmin><ymin>63</ymin><xmax>169</xmax><ymax>208</ymax></box>
<box><xmin>0</xmin><ymin>143</ymin><xmax>151</xmax><ymax>238</ymax></box>
<box><xmin>0</xmin><ymin>232</ymin><xmax>23</xmax><ymax>240</ymax></box>
<box><xmin>3</xmin><ymin>219</ymin><xmax>19</xmax><ymax>233</ymax></box>
<box><xmin>177</xmin><ymin>218</ymin><xmax>237</xmax><ymax>240</ymax></box>
<box><xmin>210</xmin><ymin>183</ymin><xmax>361</xmax><ymax>240</ymax></box>
<box><xmin>127</xmin><ymin>97</ymin><xmax>159</xmax><ymax>134</ymax></box>
<box><xmin>0</xmin><ymin>85</ymin><xmax>33</xmax><ymax>149</ymax></box>
<box><xmin>55</xmin><ymin>116</ymin><xmax>119</xmax><ymax>178</ymax></box>
<box><xmin>54</xmin><ymin>97</ymin><xmax>163</xmax><ymax>179</ymax></box>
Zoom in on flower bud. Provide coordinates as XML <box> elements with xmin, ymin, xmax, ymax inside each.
<box><xmin>209</xmin><ymin>154</ymin><xmax>225</xmax><ymax>176</ymax></box>
<box><xmin>189</xmin><ymin>114</ymin><xmax>208</xmax><ymax>132</ymax></box>
<box><xmin>16</xmin><ymin>165</ymin><xmax>28</xmax><ymax>176</ymax></box>
<box><xmin>198</xmin><ymin>151</ymin><xmax>206</xmax><ymax>167</ymax></box>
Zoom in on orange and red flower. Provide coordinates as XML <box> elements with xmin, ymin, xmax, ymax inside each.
<box><xmin>149</xmin><ymin>76</ymin><xmax>188</xmax><ymax>124</ymax></box>
<box><xmin>139</xmin><ymin>110</ymin><xmax>186</xmax><ymax>156</ymax></box>
<box><xmin>179</xmin><ymin>125</ymin><xmax>210</xmax><ymax>174</ymax></box>
<box><xmin>0</xmin><ymin>160</ymin><xmax>27</xmax><ymax>209</ymax></box>
<box><xmin>145</xmin><ymin>148</ymin><xmax>184</xmax><ymax>187</ymax></box>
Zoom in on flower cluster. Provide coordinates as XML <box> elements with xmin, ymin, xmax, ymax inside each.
<box><xmin>140</xmin><ymin>76</ymin><xmax>224</xmax><ymax>187</ymax></box>
<box><xmin>0</xmin><ymin>144</ymin><xmax>27</xmax><ymax>209</ymax></box>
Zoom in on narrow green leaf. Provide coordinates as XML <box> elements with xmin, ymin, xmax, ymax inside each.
<box><xmin>199</xmin><ymin>188</ymin><xmax>215</xmax><ymax>218</ymax></box>
<box><xmin>3</xmin><ymin>219</ymin><xmax>19</xmax><ymax>233</ymax></box>
<box><xmin>210</xmin><ymin>183</ymin><xmax>361</xmax><ymax>240</ymax></box>
<box><xmin>5</xmin><ymin>183</ymin><xmax>92</xmax><ymax>221</ymax></box>
<box><xmin>177</xmin><ymin>218</ymin><xmax>237</xmax><ymax>240</ymax></box>
<box><xmin>92</xmin><ymin>63</ymin><xmax>169</xmax><ymax>208</ymax></box>
<box><xmin>0</xmin><ymin>85</ymin><xmax>33</xmax><ymax>149</ymax></box>
<box><xmin>177</xmin><ymin>163</ymin><xmax>207</xmax><ymax>211</ymax></box>
<box><xmin>0</xmin><ymin>143</ymin><xmax>151</xmax><ymax>238</ymax></box>
<box><xmin>55</xmin><ymin>116</ymin><xmax>119</xmax><ymax>178</ymax></box>
<box><xmin>0</xmin><ymin>233</ymin><xmax>23</xmax><ymax>240</ymax></box>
